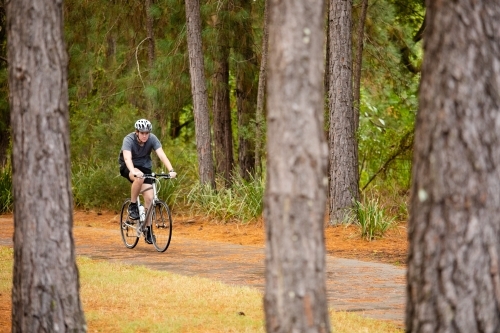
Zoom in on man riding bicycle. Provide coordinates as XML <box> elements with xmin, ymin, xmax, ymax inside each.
<box><xmin>118</xmin><ymin>119</ymin><xmax>177</xmax><ymax>244</ymax></box>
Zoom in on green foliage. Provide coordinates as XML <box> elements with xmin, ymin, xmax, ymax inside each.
<box><xmin>351</xmin><ymin>197</ymin><xmax>396</xmax><ymax>241</ymax></box>
<box><xmin>358</xmin><ymin>86</ymin><xmax>416</xmax><ymax>192</ymax></box>
<box><xmin>70</xmin><ymin>140</ymin><xmax>197</xmax><ymax>211</ymax></box>
<box><xmin>64</xmin><ymin>0</ymin><xmax>194</xmax><ymax>164</ymax></box>
<box><xmin>354</xmin><ymin>0</ymin><xmax>422</xmax><ymax>197</ymax></box>
<box><xmin>20</xmin><ymin>0</ymin><xmax>422</xmax><ymax>227</ymax></box>
<box><xmin>186</xmin><ymin>174</ymin><xmax>264</xmax><ymax>223</ymax></box>
<box><xmin>72</xmin><ymin>161</ymin><xmax>129</xmax><ymax>210</ymax></box>
<box><xmin>0</xmin><ymin>166</ymin><xmax>12</xmax><ymax>213</ymax></box>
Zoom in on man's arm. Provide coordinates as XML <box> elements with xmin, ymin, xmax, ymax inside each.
<box><xmin>123</xmin><ymin>150</ymin><xmax>141</xmax><ymax>177</ymax></box>
<box><xmin>155</xmin><ymin>147</ymin><xmax>176</xmax><ymax>178</ymax></box>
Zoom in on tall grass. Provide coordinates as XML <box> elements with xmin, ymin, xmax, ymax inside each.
<box><xmin>72</xmin><ymin>161</ymin><xmax>129</xmax><ymax>210</ymax></box>
<box><xmin>0</xmin><ymin>166</ymin><xmax>12</xmax><ymax>213</ymax></box>
<box><xmin>186</xmin><ymin>174</ymin><xmax>265</xmax><ymax>223</ymax></box>
<box><xmin>351</xmin><ymin>197</ymin><xmax>396</xmax><ymax>241</ymax></box>
<box><xmin>70</xmin><ymin>144</ymin><xmax>197</xmax><ymax>211</ymax></box>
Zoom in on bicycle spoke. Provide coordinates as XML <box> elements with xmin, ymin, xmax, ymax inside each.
<box><xmin>120</xmin><ymin>175</ymin><xmax>173</xmax><ymax>252</ymax></box>
<box><xmin>151</xmin><ymin>200</ymin><xmax>172</xmax><ymax>252</ymax></box>
<box><xmin>120</xmin><ymin>199</ymin><xmax>139</xmax><ymax>249</ymax></box>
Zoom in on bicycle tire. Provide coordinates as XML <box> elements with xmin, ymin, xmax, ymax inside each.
<box><xmin>151</xmin><ymin>200</ymin><xmax>173</xmax><ymax>252</ymax></box>
<box><xmin>120</xmin><ymin>198</ymin><xmax>139</xmax><ymax>249</ymax></box>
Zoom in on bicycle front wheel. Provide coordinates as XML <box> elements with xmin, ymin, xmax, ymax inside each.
<box><xmin>151</xmin><ymin>200</ymin><xmax>173</xmax><ymax>252</ymax></box>
<box><xmin>120</xmin><ymin>199</ymin><xmax>139</xmax><ymax>249</ymax></box>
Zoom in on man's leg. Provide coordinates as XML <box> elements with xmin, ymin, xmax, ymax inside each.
<box><xmin>127</xmin><ymin>169</ymin><xmax>144</xmax><ymax>220</ymax></box>
<box><xmin>142</xmin><ymin>184</ymin><xmax>154</xmax><ymax>225</ymax></box>
<box><xmin>141</xmin><ymin>184</ymin><xmax>154</xmax><ymax>244</ymax></box>
<box><xmin>129</xmin><ymin>169</ymin><xmax>145</xmax><ymax>202</ymax></box>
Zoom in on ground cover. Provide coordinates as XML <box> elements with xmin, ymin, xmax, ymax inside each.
<box><xmin>73</xmin><ymin>210</ymin><xmax>407</xmax><ymax>267</ymax></box>
<box><xmin>0</xmin><ymin>210</ymin><xmax>407</xmax><ymax>332</ymax></box>
<box><xmin>0</xmin><ymin>246</ymin><xmax>403</xmax><ymax>333</ymax></box>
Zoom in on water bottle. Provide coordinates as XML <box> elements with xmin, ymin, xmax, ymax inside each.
<box><xmin>139</xmin><ymin>204</ymin><xmax>145</xmax><ymax>222</ymax></box>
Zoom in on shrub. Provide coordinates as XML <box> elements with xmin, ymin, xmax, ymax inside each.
<box><xmin>351</xmin><ymin>197</ymin><xmax>395</xmax><ymax>241</ymax></box>
<box><xmin>186</xmin><ymin>174</ymin><xmax>264</xmax><ymax>224</ymax></box>
<box><xmin>72</xmin><ymin>161</ymin><xmax>129</xmax><ymax>210</ymax></box>
<box><xmin>0</xmin><ymin>166</ymin><xmax>12</xmax><ymax>213</ymax></box>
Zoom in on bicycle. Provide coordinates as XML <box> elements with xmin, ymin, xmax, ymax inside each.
<box><xmin>120</xmin><ymin>173</ymin><xmax>173</xmax><ymax>252</ymax></box>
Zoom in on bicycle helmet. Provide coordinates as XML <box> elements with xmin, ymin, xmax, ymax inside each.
<box><xmin>135</xmin><ymin>119</ymin><xmax>152</xmax><ymax>132</ymax></box>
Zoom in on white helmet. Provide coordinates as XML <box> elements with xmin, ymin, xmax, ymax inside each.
<box><xmin>135</xmin><ymin>119</ymin><xmax>152</xmax><ymax>132</ymax></box>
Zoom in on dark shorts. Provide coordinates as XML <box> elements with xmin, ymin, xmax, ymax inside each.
<box><xmin>120</xmin><ymin>165</ymin><xmax>153</xmax><ymax>184</ymax></box>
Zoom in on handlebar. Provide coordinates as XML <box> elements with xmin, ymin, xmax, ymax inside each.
<box><xmin>134</xmin><ymin>172</ymin><xmax>172</xmax><ymax>179</ymax></box>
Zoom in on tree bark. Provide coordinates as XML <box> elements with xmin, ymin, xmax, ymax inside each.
<box><xmin>236</xmin><ymin>0</ymin><xmax>256</xmax><ymax>181</ymax></box>
<box><xmin>7</xmin><ymin>0</ymin><xmax>87</xmax><ymax>331</ymax></box>
<box><xmin>0</xmin><ymin>4</ymin><xmax>10</xmax><ymax>167</ymax></box>
<box><xmin>212</xmin><ymin>43</ymin><xmax>234</xmax><ymax>187</ymax></box>
<box><xmin>264</xmin><ymin>0</ymin><xmax>330</xmax><ymax>331</ymax></box>
<box><xmin>0</xmin><ymin>122</ymin><xmax>9</xmax><ymax>167</ymax></box>
<box><xmin>328</xmin><ymin>0</ymin><xmax>359</xmax><ymax>225</ymax></box>
<box><xmin>185</xmin><ymin>0</ymin><xmax>215</xmax><ymax>188</ymax></box>
<box><xmin>145</xmin><ymin>0</ymin><xmax>155</xmax><ymax>68</ymax></box>
<box><xmin>352</xmin><ymin>0</ymin><xmax>368</xmax><ymax>132</ymax></box>
<box><xmin>407</xmin><ymin>1</ymin><xmax>500</xmax><ymax>332</ymax></box>
<box><xmin>254</xmin><ymin>0</ymin><xmax>269</xmax><ymax>177</ymax></box>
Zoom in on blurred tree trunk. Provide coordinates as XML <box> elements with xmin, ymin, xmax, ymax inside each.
<box><xmin>0</xmin><ymin>122</ymin><xmax>9</xmax><ymax>167</ymax></box>
<box><xmin>353</xmin><ymin>0</ymin><xmax>368</xmax><ymax>132</ymax></box>
<box><xmin>254</xmin><ymin>0</ymin><xmax>269</xmax><ymax>177</ymax></box>
<box><xmin>407</xmin><ymin>1</ymin><xmax>500</xmax><ymax>332</ymax></box>
<box><xmin>7</xmin><ymin>0</ymin><xmax>87</xmax><ymax>331</ymax></box>
<box><xmin>185</xmin><ymin>0</ymin><xmax>216</xmax><ymax>188</ymax></box>
<box><xmin>264</xmin><ymin>0</ymin><xmax>330</xmax><ymax>331</ymax></box>
<box><xmin>212</xmin><ymin>50</ymin><xmax>234</xmax><ymax>187</ymax></box>
<box><xmin>236</xmin><ymin>0</ymin><xmax>256</xmax><ymax>181</ymax></box>
<box><xmin>212</xmin><ymin>11</ymin><xmax>234</xmax><ymax>188</ymax></box>
<box><xmin>169</xmin><ymin>108</ymin><xmax>181</xmax><ymax>139</ymax></box>
<box><xmin>145</xmin><ymin>0</ymin><xmax>155</xmax><ymax>68</ymax></box>
<box><xmin>328</xmin><ymin>0</ymin><xmax>359</xmax><ymax>225</ymax></box>
<box><xmin>0</xmin><ymin>3</ymin><xmax>9</xmax><ymax>167</ymax></box>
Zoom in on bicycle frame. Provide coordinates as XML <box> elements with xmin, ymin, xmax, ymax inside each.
<box><xmin>121</xmin><ymin>172</ymin><xmax>173</xmax><ymax>252</ymax></box>
<box><xmin>136</xmin><ymin>173</ymin><xmax>171</xmax><ymax>228</ymax></box>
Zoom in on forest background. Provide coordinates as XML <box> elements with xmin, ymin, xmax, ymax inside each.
<box><xmin>0</xmin><ymin>0</ymin><xmax>423</xmax><ymax>226</ymax></box>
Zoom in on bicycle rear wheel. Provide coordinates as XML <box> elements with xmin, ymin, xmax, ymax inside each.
<box><xmin>120</xmin><ymin>199</ymin><xmax>139</xmax><ymax>249</ymax></box>
<box><xmin>151</xmin><ymin>200</ymin><xmax>173</xmax><ymax>252</ymax></box>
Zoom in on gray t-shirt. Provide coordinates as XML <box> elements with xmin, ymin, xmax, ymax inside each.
<box><xmin>118</xmin><ymin>132</ymin><xmax>162</xmax><ymax>169</ymax></box>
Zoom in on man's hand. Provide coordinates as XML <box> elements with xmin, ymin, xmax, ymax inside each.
<box><xmin>169</xmin><ymin>170</ymin><xmax>177</xmax><ymax>179</ymax></box>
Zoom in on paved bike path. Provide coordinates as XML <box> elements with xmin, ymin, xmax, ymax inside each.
<box><xmin>0</xmin><ymin>218</ymin><xmax>406</xmax><ymax>326</ymax></box>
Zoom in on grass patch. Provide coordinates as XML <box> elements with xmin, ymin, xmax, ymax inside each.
<box><xmin>0</xmin><ymin>247</ymin><xmax>402</xmax><ymax>332</ymax></box>
<box><xmin>72</xmin><ymin>161</ymin><xmax>129</xmax><ymax>210</ymax></box>
<box><xmin>186</xmin><ymin>174</ymin><xmax>264</xmax><ymax>223</ymax></box>
<box><xmin>0</xmin><ymin>166</ymin><xmax>12</xmax><ymax>213</ymax></box>
<box><xmin>350</xmin><ymin>196</ymin><xmax>396</xmax><ymax>241</ymax></box>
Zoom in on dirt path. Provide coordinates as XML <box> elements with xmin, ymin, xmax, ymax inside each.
<box><xmin>0</xmin><ymin>215</ymin><xmax>406</xmax><ymax>327</ymax></box>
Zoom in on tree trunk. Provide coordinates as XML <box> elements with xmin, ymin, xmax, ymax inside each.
<box><xmin>254</xmin><ymin>0</ymin><xmax>269</xmax><ymax>177</ymax></box>
<box><xmin>407</xmin><ymin>2</ymin><xmax>500</xmax><ymax>332</ymax></box>
<box><xmin>264</xmin><ymin>0</ymin><xmax>330</xmax><ymax>331</ymax></box>
<box><xmin>212</xmin><ymin>44</ymin><xmax>234</xmax><ymax>188</ymax></box>
<box><xmin>145</xmin><ymin>0</ymin><xmax>155</xmax><ymax>68</ymax></box>
<box><xmin>328</xmin><ymin>0</ymin><xmax>359</xmax><ymax>225</ymax></box>
<box><xmin>352</xmin><ymin>0</ymin><xmax>368</xmax><ymax>132</ymax></box>
<box><xmin>7</xmin><ymin>0</ymin><xmax>87</xmax><ymax>331</ymax></box>
<box><xmin>236</xmin><ymin>0</ymin><xmax>256</xmax><ymax>181</ymax></box>
<box><xmin>185</xmin><ymin>0</ymin><xmax>215</xmax><ymax>188</ymax></box>
<box><xmin>0</xmin><ymin>126</ymin><xmax>9</xmax><ymax>167</ymax></box>
<box><xmin>0</xmin><ymin>5</ymin><xmax>10</xmax><ymax>168</ymax></box>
